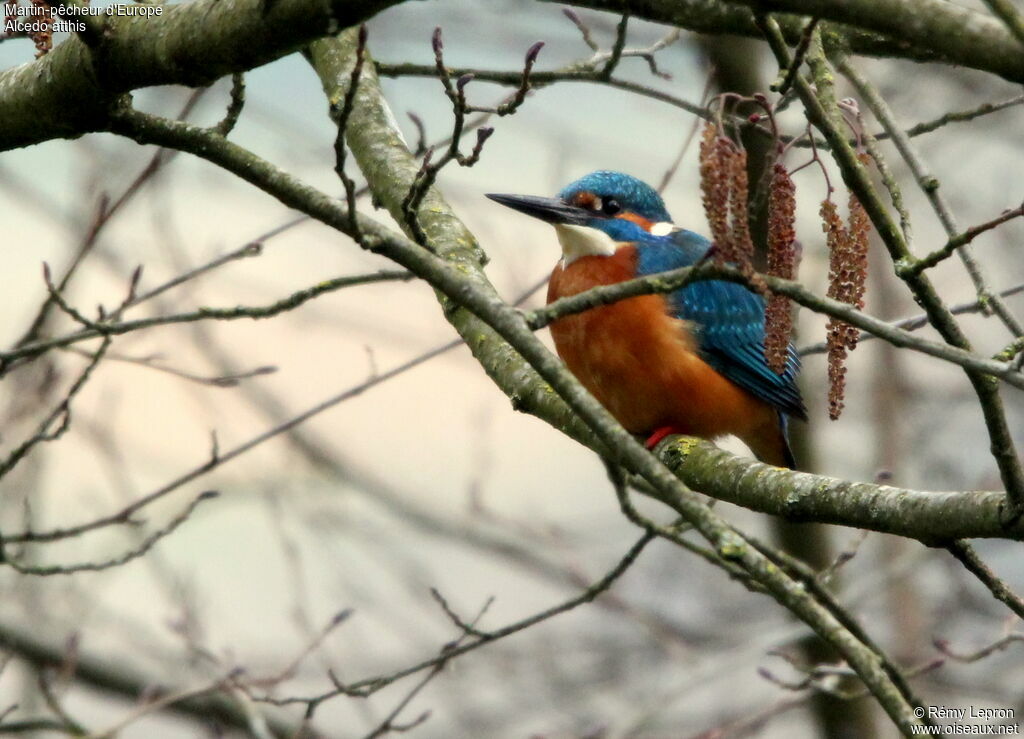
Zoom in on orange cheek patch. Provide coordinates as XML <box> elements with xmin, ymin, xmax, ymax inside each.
<box><xmin>617</xmin><ymin>212</ymin><xmax>654</xmax><ymax>231</ymax></box>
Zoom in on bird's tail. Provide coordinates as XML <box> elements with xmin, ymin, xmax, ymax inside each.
<box><xmin>745</xmin><ymin>413</ymin><xmax>798</xmax><ymax>470</ymax></box>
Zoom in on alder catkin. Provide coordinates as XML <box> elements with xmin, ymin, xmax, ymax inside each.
<box><xmin>764</xmin><ymin>163</ymin><xmax>797</xmax><ymax>374</ymax></box>
<box><xmin>822</xmin><ymin>189</ymin><xmax>872</xmax><ymax>420</ymax></box>
<box><xmin>845</xmin><ymin>190</ymin><xmax>871</xmax><ymax>348</ymax></box>
<box><xmin>822</xmin><ymin>199</ymin><xmax>850</xmax><ymax>420</ymax></box>
<box><xmin>699</xmin><ymin>123</ymin><xmax>732</xmax><ymax>258</ymax></box>
<box><xmin>725</xmin><ymin>143</ymin><xmax>754</xmax><ymax>268</ymax></box>
<box><xmin>699</xmin><ymin>121</ymin><xmax>767</xmax><ymax>301</ymax></box>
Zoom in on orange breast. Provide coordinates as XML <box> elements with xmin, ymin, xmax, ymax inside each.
<box><xmin>547</xmin><ymin>246</ymin><xmax>778</xmax><ymax>445</ymax></box>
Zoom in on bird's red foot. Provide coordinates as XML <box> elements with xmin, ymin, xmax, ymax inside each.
<box><xmin>644</xmin><ymin>426</ymin><xmax>680</xmax><ymax>450</ymax></box>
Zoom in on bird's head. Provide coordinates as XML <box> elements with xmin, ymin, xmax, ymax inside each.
<box><xmin>487</xmin><ymin>170</ymin><xmax>675</xmax><ymax>264</ymax></box>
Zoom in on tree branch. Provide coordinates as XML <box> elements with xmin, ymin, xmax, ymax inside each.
<box><xmin>653</xmin><ymin>439</ymin><xmax>1021</xmax><ymax>542</ymax></box>
<box><xmin>1</xmin><ymin>269</ymin><xmax>413</xmax><ymax>369</ymax></box>
<box><xmin>557</xmin><ymin>0</ymin><xmax>1024</xmax><ymax>83</ymax></box>
<box><xmin>0</xmin><ymin>621</ymin><xmax>311</xmax><ymax>738</ymax></box>
<box><xmin>526</xmin><ymin>261</ymin><xmax>1024</xmax><ymax>391</ymax></box>
<box><xmin>946</xmin><ymin>540</ymin><xmax>1024</xmax><ymax>620</ymax></box>
<box><xmin>0</xmin><ymin>0</ymin><xmax>402</xmax><ymax>150</ymax></box>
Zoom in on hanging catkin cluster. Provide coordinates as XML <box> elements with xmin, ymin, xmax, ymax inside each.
<box><xmin>822</xmin><ymin>180</ymin><xmax>871</xmax><ymax>420</ymax></box>
<box><xmin>701</xmin><ymin>110</ymin><xmax>873</xmax><ymax>413</ymax></box>
<box><xmin>764</xmin><ymin>163</ymin><xmax>798</xmax><ymax>374</ymax></box>
<box><xmin>699</xmin><ymin>123</ymin><xmax>757</xmax><ymax>278</ymax></box>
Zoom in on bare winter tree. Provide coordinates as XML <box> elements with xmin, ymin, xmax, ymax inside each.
<box><xmin>1</xmin><ymin>0</ymin><xmax>1024</xmax><ymax>736</ymax></box>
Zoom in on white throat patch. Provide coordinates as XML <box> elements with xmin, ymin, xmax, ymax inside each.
<box><xmin>555</xmin><ymin>224</ymin><xmax>618</xmax><ymax>266</ymax></box>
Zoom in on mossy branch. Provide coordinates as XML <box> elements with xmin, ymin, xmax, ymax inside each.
<box><xmin>654</xmin><ymin>438</ymin><xmax>1021</xmax><ymax>542</ymax></box>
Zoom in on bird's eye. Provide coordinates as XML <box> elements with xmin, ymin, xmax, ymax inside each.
<box><xmin>601</xmin><ymin>198</ymin><xmax>621</xmax><ymax>216</ymax></box>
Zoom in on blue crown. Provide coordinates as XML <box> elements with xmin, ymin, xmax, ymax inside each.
<box><xmin>557</xmin><ymin>170</ymin><xmax>672</xmax><ymax>223</ymax></box>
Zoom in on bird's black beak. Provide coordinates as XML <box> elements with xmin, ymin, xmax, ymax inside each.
<box><xmin>486</xmin><ymin>193</ymin><xmax>595</xmax><ymax>226</ymax></box>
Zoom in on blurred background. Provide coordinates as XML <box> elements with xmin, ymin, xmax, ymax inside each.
<box><xmin>1</xmin><ymin>0</ymin><xmax>1024</xmax><ymax>736</ymax></box>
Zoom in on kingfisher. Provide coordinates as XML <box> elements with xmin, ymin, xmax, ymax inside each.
<box><xmin>487</xmin><ymin>170</ymin><xmax>805</xmax><ymax>468</ymax></box>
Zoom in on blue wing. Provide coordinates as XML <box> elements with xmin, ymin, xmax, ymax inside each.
<box><xmin>635</xmin><ymin>229</ymin><xmax>806</xmax><ymax>420</ymax></box>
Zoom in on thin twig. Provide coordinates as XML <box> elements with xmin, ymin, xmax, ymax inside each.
<box><xmin>946</xmin><ymin>540</ymin><xmax>1024</xmax><ymax>620</ymax></box>
<box><xmin>333</xmin><ymin>25</ymin><xmax>368</xmax><ymax>241</ymax></box>
<box><xmin>599</xmin><ymin>13</ymin><xmax>629</xmax><ymax>80</ymax></box>
<box><xmin>4</xmin><ymin>492</ymin><xmax>218</xmax><ymax>576</ymax></box>
<box><xmin>907</xmin><ymin>202</ymin><xmax>1024</xmax><ymax>275</ymax></box>
<box><xmin>934</xmin><ymin>633</ymin><xmax>1024</xmax><ymax>662</ymax></box>
<box><xmin>773</xmin><ymin>17</ymin><xmax>820</xmax><ymax>96</ymax></box>
<box><xmin>61</xmin><ymin>345</ymin><xmax>276</xmax><ymax>387</ymax></box>
<box><xmin>256</xmin><ymin>532</ymin><xmax>655</xmax><ymax>707</ymax></box>
<box><xmin>214</xmin><ymin>73</ymin><xmax>246</xmax><ymax>136</ymax></box>
<box><xmin>2</xmin><ymin>339</ymin><xmax>461</xmax><ymax>546</ymax></box>
<box><xmin>563</xmin><ymin>8</ymin><xmax>599</xmax><ymax>52</ymax></box>
<box><xmin>658</xmin><ymin>70</ymin><xmax>714</xmax><ymax>193</ymax></box>
<box><xmin>13</xmin><ymin>89</ymin><xmax>206</xmax><ymax>349</ymax></box>
<box><xmin>0</xmin><ymin>336</ymin><xmax>112</xmax><ymax>481</ymax></box>
<box><xmin>523</xmin><ymin>260</ymin><xmax>1024</xmax><ymax>390</ymax></box>
<box><xmin>799</xmin><ymin>280</ymin><xmax>1024</xmax><ymax>356</ymax></box>
<box><xmin>1</xmin><ymin>270</ymin><xmax>413</xmax><ymax>369</ymax></box>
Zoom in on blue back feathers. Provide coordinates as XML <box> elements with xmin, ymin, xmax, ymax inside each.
<box><xmin>636</xmin><ymin>230</ymin><xmax>806</xmax><ymax>420</ymax></box>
